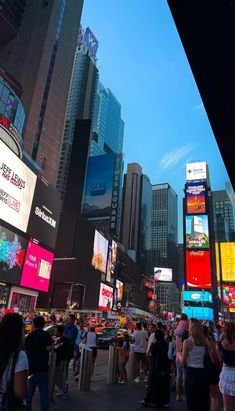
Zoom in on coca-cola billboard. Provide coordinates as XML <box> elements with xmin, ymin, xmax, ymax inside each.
<box><xmin>186</xmin><ymin>250</ymin><xmax>212</xmax><ymax>288</ymax></box>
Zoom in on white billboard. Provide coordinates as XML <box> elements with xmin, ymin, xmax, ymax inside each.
<box><xmin>98</xmin><ymin>283</ymin><xmax>113</xmax><ymax>311</ymax></box>
<box><xmin>154</xmin><ymin>267</ymin><xmax>172</xmax><ymax>282</ymax></box>
<box><xmin>0</xmin><ymin>140</ymin><xmax>37</xmax><ymax>232</ymax></box>
<box><xmin>186</xmin><ymin>162</ymin><xmax>207</xmax><ymax>181</ymax></box>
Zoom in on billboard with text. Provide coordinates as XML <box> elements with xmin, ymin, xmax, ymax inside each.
<box><xmin>186</xmin><ymin>215</ymin><xmax>209</xmax><ymax>249</ymax></box>
<box><xmin>91</xmin><ymin>230</ymin><xmax>108</xmax><ymax>273</ymax></box>
<box><xmin>186</xmin><ymin>162</ymin><xmax>207</xmax><ymax>181</ymax></box>
<box><xmin>186</xmin><ymin>250</ymin><xmax>211</xmax><ymax>288</ymax></box>
<box><xmin>98</xmin><ymin>283</ymin><xmax>113</xmax><ymax>311</ymax></box>
<box><xmin>186</xmin><ymin>183</ymin><xmax>206</xmax><ymax>214</ymax></box>
<box><xmin>220</xmin><ymin>242</ymin><xmax>235</xmax><ymax>282</ymax></box>
<box><xmin>154</xmin><ymin>267</ymin><xmax>172</xmax><ymax>282</ymax></box>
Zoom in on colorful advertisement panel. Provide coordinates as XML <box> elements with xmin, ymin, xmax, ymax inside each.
<box><xmin>106</xmin><ymin>240</ymin><xmax>117</xmax><ymax>284</ymax></box>
<box><xmin>183</xmin><ymin>306</ymin><xmax>213</xmax><ymax>321</ymax></box>
<box><xmin>27</xmin><ymin>178</ymin><xmax>61</xmax><ymax>249</ymax></box>
<box><xmin>0</xmin><ymin>140</ymin><xmax>37</xmax><ymax>232</ymax></box>
<box><xmin>186</xmin><ymin>162</ymin><xmax>207</xmax><ymax>181</ymax></box>
<box><xmin>154</xmin><ymin>267</ymin><xmax>172</xmax><ymax>282</ymax></box>
<box><xmin>98</xmin><ymin>283</ymin><xmax>113</xmax><ymax>311</ymax></box>
<box><xmin>222</xmin><ymin>285</ymin><xmax>235</xmax><ymax>309</ymax></box>
<box><xmin>91</xmin><ymin>230</ymin><xmax>108</xmax><ymax>273</ymax></box>
<box><xmin>20</xmin><ymin>240</ymin><xmax>54</xmax><ymax>292</ymax></box>
<box><xmin>82</xmin><ymin>153</ymin><xmax>115</xmax><ymax>218</ymax></box>
<box><xmin>186</xmin><ymin>215</ymin><xmax>209</xmax><ymax>249</ymax></box>
<box><xmin>0</xmin><ymin>225</ymin><xmax>27</xmax><ymax>285</ymax></box>
<box><xmin>183</xmin><ymin>291</ymin><xmax>212</xmax><ymax>303</ymax></box>
<box><xmin>186</xmin><ymin>183</ymin><xmax>206</xmax><ymax>214</ymax></box>
<box><xmin>113</xmin><ymin>279</ymin><xmax>124</xmax><ymax>311</ymax></box>
<box><xmin>186</xmin><ymin>250</ymin><xmax>211</xmax><ymax>288</ymax></box>
<box><xmin>220</xmin><ymin>242</ymin><xmax>235</xmax><ymax>282</ymax></box>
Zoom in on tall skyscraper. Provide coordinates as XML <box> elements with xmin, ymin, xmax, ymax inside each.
<box><xmin>57</xmin><ymin>26</ymin><xmax>99</xmax><ymax>199</ymax></box>
<box><xmin>0</xmin><ymin>0</ymin><xmax>83</xmax><ymax>186</ymax></box>
<box><xmin>121</xmin><ymin>163</ymin><xmax>152</xmax><ymax>273</ymax></box>
<box><xmin>90</xmin><ymin>82</ymin><xmax>124</xmax><ymax>156</ymax></box>
<box><xmin>212</xmin><ymin>188</ymin><xmax>235</xmax><ymax>241</ymax></box>
<box><xmin>151</xmin><ymin>184</ymin><xmax>178</xmax><ymax>280</ymax></box>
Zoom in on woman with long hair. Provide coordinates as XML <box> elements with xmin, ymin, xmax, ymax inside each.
<box><xmin>203</xmin><ymin>325</ymin><xmax>222</xmax><ymax>411</ymax></box>
<box><xmin>178</xmin><ymin>318</ymin><xmax>210</xmax><ymax>411</ymax></box>
<box><xmin>218</xmin><ymin>322</ymin><xmax>235</xmax><ymax>411</ymax></box>
<box><xmin>0</xmin><ymin>313</ymin><xmax>28</xmax><ymax>407</ymax></box>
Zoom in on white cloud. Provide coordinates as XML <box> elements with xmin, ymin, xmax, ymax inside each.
<box><xmin>194</xmin><ymin>102</ymin><xmax>204</xmax><ymax>110</ymax></box>
<box><xmin>160</xmin><ymin>144</ymin><xmax>195</xmax><ymax>171</ymax></box>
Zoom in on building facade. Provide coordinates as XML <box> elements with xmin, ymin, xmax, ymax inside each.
<box><xmin>155</xmin><ymin>282</ymin><xmax>180</xmax><ymax>315</ymax></box>
<box><xmin>151</xmin><ymin>183</ymin><xmax>178</xmax><ymax>281</ymax></box>
<box><xmin>212</xmin><ymin>188</ymin><xmax>235</xmax><ymax>241</ymax></box>
<box><xmin>57</xmin><ymin>27</ymin><xmax>99</xmax><ymax>200</ymax></box>
<box><xmin>0</xmin><ymin>0</ymin><xmax>83</xmax><ymax>186</ymax></box>
<box><xmin>0</xmin><ymin>0</ymin><xmax>26</xmax><ymax>44</ymax></box>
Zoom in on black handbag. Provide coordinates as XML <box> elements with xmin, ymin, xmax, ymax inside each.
<box><xmin>0</xmin><ymin>351</ymin><xmax>26</xmax><ymax>411</ymax></box>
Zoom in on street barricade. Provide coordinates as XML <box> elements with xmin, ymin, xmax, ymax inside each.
<box><xmin>78</xmin><ymin>347</ymin><xmax>93</xmax><ymax>391</ymax></box>
<box><xmin>107</xmin><ymin>344</ymin><xmax>117</xmax><ymax>384</ymax></box>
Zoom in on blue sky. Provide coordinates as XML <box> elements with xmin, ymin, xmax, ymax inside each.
<box><xmin>82</xmin><ymin>0</ymin><xmax>230</xmax><ymax>241</ymax></box>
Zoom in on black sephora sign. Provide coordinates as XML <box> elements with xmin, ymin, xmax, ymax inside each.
<box><xmin>27</xmin><ymin>178</ymin><xmax>61</xmax><ymax>249</ymax></box>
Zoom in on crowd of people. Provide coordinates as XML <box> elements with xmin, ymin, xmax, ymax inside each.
<box><xmin>0</xmin><ymin>311</ymin><xmax>234</xmax><ymax>411</ymax></box>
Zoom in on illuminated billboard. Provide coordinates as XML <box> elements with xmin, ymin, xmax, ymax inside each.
<box><xmin>186</xmin><ymin>183</ymin><xmax>206</xmax><ymax>214</ymax></box>
<box><xmin>20</xmin><ymin>240</ymin><xmax>54</xmax><ymax>292</ymax></box>
<box><xmin>222</xmin><ymin>285</ymin><xmax>235</xmax><ymax>309</ymax></box>
<box><xmin>0</xmin><ymin>140</ymin><xmax>37</xmax><ymax>232</ymax></box>
<box><xmin>98</xmin><ymin>283</ymin><xmax>113</xmax><ymax>311</ymax></box>
<box><xmin>91</xmin><ymin>230</ymin><xmax>108</xmax><ymax>273</ymax></box>
<box><xmin>183</xmin><ymin>306</ymin><xmax>213</xmax><ymax>321</ymax></box>
<box><xmin>113</xmin><ymin>279</ymin><xmax>124</xmax><ymax>311</ymax></box>
<box><xmin>220</xmin><ymin>242</ymin><xmax>235</xmax><ymax>282</ymax></box>
<box><xmin>0</xmin><ymin>225</ymin><xmax>27</xmax><ymax>285</ymax></box>
<box><xmin>186</xmin><ymin>162</ymin><xmax>207</xmax><ymax>181</ymax></box>
<box><xmin>82</xmin><ymin>153</ymin><xmax>115</xmax><ymax>218</ymax></box>
<box><xmin>154</xmin><ymin>267</ymin><xmax>172</xmax><ymax>282</ymax></box>
<box><xmin>186</xmin><ymin>215</ymin><xmax>209</xmax><ymax>249</ymax></box>
<box><xmin>106</xmin><ymin>240</ymin><xmax>117</xmax><ymax>284</ymax></box>
<box><xmin>183</xmin><ymin>291</ymin><xmax>212</xmax><ymax>303</ymax></box>
<box><xmin>186</xmin><ymin>250</ymin><xmax>211</xmax><ymax>288</ymax></box>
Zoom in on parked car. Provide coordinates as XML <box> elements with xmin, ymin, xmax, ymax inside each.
<box><xmin>97</xmin><ymin>327</ymin><xmax>119</xmax><ymax>349</ymax></box>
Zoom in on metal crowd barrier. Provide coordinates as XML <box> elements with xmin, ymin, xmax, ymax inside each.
<box><xmin>48</xmin><ymin>351</ymin><xmax>57</xmax><ymax>401</ymax></box>
<box><xmin>126</xmin><ymin>344</ymin><xmax>136</xmax><ymax>381</ymax></box>
<box><xmin>107</xmin><ymin>345</ymin><xmax>118</xmax><ymax>384</ymax></box>
<box><xmin>78</xmin><ymin>347</ymin><xmax>93</xmax><ymax>391</ymax></box>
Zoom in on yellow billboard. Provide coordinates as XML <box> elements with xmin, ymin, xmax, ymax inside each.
<box><xmin>221</xmin><ymin>242</ymin><xmax>235</xmax><ymax>282</ymax></box>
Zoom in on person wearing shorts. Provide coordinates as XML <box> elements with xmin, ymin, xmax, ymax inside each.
<box><xmin>132</xmin><ymin>323</ymin><xmax>148</xmax><ymax>383</ymax></box>
<box><xmin>84</xmin><ymin>325</ymin><xmax>98</xmax><ymax>377</ymax></box>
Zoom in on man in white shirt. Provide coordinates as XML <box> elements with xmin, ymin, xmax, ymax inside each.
<box><xmin>132</xmin><ymin>323</ymin><xmax>148</xmax><ymax>383</ymax></box>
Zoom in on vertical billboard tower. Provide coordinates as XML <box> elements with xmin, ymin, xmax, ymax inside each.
<box><xmin>183</xmin><ymin>162</ymin><xmax>216</xmax><ymax>320</ymax></box>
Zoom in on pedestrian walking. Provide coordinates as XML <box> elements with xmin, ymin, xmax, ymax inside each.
<box><xmin>25</xmin><ymin>316</ymin><xmax>53</xmax><ymax>411</ymax></box>
<box><xmin>54</xmin><ymin>325</ymin><xmax>74</xmax><ymax>399</ymax></box>
<box><xmin>132</xmin><ymin>323</ymin><xmax>148</xmax><ymax>383</ymax></box>
<box><xmin>0</xmin><ymin>313</ymin><xmax>28</xmax><ymax>409</ymax></box>
<box><xmin>84</xmin><ymin>325</ymin><xmax>98</xmax><ymax>377</ymax></box>
<box><xmin>178</xmin><ymin>318</ymin><xmax>210</xmax><ymax>411</ymax></box>
<box><xmin>218</xmin><ymin>322</ymin><xmax>235</xmax><ymax>411</ymax></box>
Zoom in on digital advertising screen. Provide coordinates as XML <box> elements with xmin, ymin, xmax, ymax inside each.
<box><xmin>186</xmin><ymin>215</ymin><xmax>209</xmax><ymax>249</ymax></box>
<box><xmin>154</xmin><ymin>267</ymin><xmax>172</xmax><ymax>282</ymax></box>
<box><xmin>91</xmin><ymin>230</ymin><xmax>108</xmax><ymax>273</ymax></box>
<box><xmin>82</xmin><ymin>153</ymin><xmax>115</xmax><ymax>218</ymax></box>
<box><xmin>0</xmin><ymin>140</ymin><xmax>37</xmax><ymax>232</ymax></box>
<box><xmin>220</xmin><ymin>242</ymin><xmax>235</xmax><ymax>282</ymax></box>
<box><xmin>186</xmin><ymin>250</ymin><xmax>212</xmax><ymax>288</ymax></box>
<box><xmin>183</xmin><ymin>290</ymin><xmax>212</xmax><ymax>303</ymax></box>
<box><xmin>222</xmin><ymin>285</ymin><xmax>235</xmax><ymax>309</ymax></box>
<box><xmin>186</xmin><ymin>183</ymin><xmax>206</xmax><ymax>214</ymax></box>
<box><xmin>113</xmin><ymin>279</ymin><xmax>124</xmax><ymax>311</ymax></box>
<box><xmin>27</xmin><ymin>178</ymin><xmax>61</xmax><ymax>249</ymax></box>
<box><xmin>186</xmin><ymin>162</ymin><xmax>207</xmax><ymax>181</ymax></box>
<box><xmin>106</xmin><ymin>240</ymin><xmax>117</xmax><ymax>284</ymax></box>
<box><xmin>0</xmin><ymin>225</ymin><xmax>27</xmax><ymax>285</ymax></box>
<box><xmin>183</xmin><ymin>305</ymin><xmax>213</xmax><ymax>321</ymax></box>
<box><xmin>98</xmin><ymin>283</ymin><xmax>113</xmax><ymax>311</ymax></box>
<box><xmin>20</xmin><ymin>240</ymin><xmax>54</xmax><ymax>292</ymax></box>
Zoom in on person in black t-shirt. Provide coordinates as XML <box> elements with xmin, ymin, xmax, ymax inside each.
<box><xmin>25</xmin><ymin>316</ymin><xmax>53</xmax><ymax>411</ymax></box>
<box><xmin>54</xmin><ymin>325</ymin><xmax>74</xmax><ymax>398</ymax></box>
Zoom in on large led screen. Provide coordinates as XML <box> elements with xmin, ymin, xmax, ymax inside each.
<box><xmin>183</xmin><ymin>291</ymin><xmax>212</xmax><ymax>303</ymax></box>
<box><xmin>220</xmin><ymin>242</ymin><xmax>235</xmax><ymax>282</ymax></box>
<box><xmin>20</xmin><ymin>240</ymin><xmax>54</xmax><ymax>292</ymax></box>
<box><xmin>222</xmin><ymin>285</ymin><xmax>235</xmax><ymax>309</ymax></box>
<box><xmin>98</xmin><ymin>283</ymin><xmax>113</xmax><ymax>311</ymax></box>
<box><xmin>186</xmin><ymin>162</ymin><xmax>207</xmax><ymax>181</ymax></box>
<box><xmin>186</xmin><ymin>183</ymin><xmax>206</xmax><ymax>214</ymax></box>
<box><xmin>186</xmin><ymin>250</ymin><xmax>211</xmax><ymax>288</ymax></box>
<box><xmin>0</xmin><ymin>225</ymin><xmax>27</xmax><ymax>284</ymax></box>
<box><xmin>154</xmin><ymin>267</ymin><xmax>172</xmax><ymax>282</ymax></box>
<box><xmin>91</xmin><ymin>230</ymin><xmax>108</xmax><ymax>273</ymax></box>
<box><xmin>113</xmin><ymin>279</ymin><xmax>124</xmax><ymax>311</ymax></box>
<box><xmin>0</xmin><ymin>140</ymin><xmax>37</xmax><ymax>232</ymax></box>
<box><xmin>27</xmin><ymin>178</ymin><xmax>61</xmax><ymax>249</ymax></box>
<box><xmin>106</xmin><ymin>240</ymin><xmax>117</xmax><ymax>284</ymax></box>
<box><xmin>183</xmin><ymin>306</ymin><xmax>213</xmax><ymax>321</ymax></box>
<box><xmin>82</xmin><ymin>153</ymin><xmax>115</xmax><ymax>218</ymax></box>
<box><xmin>186</xmin><ymin>215</ymin><xmax>209</xmax><ymax>249</ymax></box>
